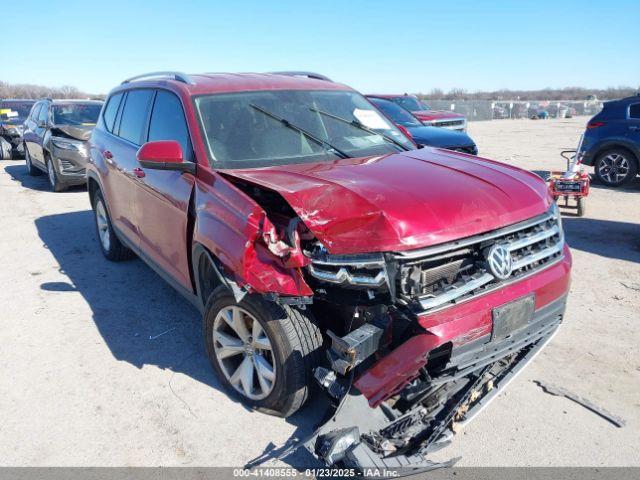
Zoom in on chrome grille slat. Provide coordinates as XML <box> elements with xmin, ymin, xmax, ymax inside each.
<box><xmin>417</xmin><ymin>273</ymin><xmax>494</xmax><ymax>310</ymax></box>
<box><xmin>512</xmin><ymin>243</ymin><xmax>563</xmax><ymax>270</ymax></box>
<box><xmin>507</xmin><ymin>224</ymin><xmax>559</xmax><ymax>251</ymax></box>
<box><xmin>395</xmin><ymin>205</ymin><xmax>564</xmax><ymax>312</ymax></box>
<box><xmin>393</xmin><ymin>210</ymin><xmax>555</xmax><ymax>260</ymax></box>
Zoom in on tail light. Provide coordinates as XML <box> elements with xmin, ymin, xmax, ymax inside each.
<box><xmin>586</xmin><ymin>121</ymin><xmax>605</xmax><ymax>129</ymax></box>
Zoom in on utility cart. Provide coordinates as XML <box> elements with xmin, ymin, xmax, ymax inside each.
<box><xmin>547</xmin><ymin>136</ymin><xmax>590</xmax><ymax>217</ymax></box>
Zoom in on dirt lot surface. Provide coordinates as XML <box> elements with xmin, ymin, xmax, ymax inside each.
<box><xmin>0</xmin><ymin>117</ymin><xmax>638</xmax><ymax>467</ymax></box>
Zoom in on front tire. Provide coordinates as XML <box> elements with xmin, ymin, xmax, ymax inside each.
<box><xmin>25</xmin><ymin>146</ymin><xmax>42</xmax><ymax>176</ymax></box>
<box><xmin>92</xmin><ymin>189</ymin><xmax>135</xmax><ymax>261</ymax></box>
<box><xmin>204</xmin><ymin>287</ymin><xmax>322</xmax><ymax>417</ymax></box>
<box><xmin>594</xmin><ymin>148</ymin><xmax>638</xmax><ymax>187</ymax></box>
<box><xmin>45</xmin><ymin>154</ymin><xmax>66</xmax><ymax>192</ymax></box>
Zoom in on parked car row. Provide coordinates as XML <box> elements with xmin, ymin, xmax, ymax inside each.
<box><xmin>367</xmin><ymin>93</ymin><xmax>468</xmax><ymax>131</ymax></box>
<box><xmin>22</xmin><ymin>98</ymin><xmax>103</xmax><ymax>191</ymax></box>
<box><xmin>0</xmin><ymin>99</ymin><xmax>35</xmax><ymax>159</ymax></box>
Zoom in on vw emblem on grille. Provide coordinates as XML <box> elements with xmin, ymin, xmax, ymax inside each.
<box><xmin>486</xmin><ymin>244</ymin><xmax>513</xmax><ymax>280</ymax></box>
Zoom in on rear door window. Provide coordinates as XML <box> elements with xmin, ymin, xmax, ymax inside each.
<box><xmin>147</xmin><ymin>90</ymin><xmax>193</xmax><ymax>161</ymax></box>
<box><xmin>117</xmin><ymin>90</ymin><xmax>154</xmax><ymax>145</ymax></box>
<box><xmin>102</xmin><ymin>93</ymin><xmax>123</xmax><ymax>132</ymax></box>
<box><xmin>629</xmin><ymin>103</ymin><xmax>640</xmax><ymax>119</ymax></box>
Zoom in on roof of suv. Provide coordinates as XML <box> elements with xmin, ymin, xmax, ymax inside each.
<box><xmin>115</xmin><ymin>73</ymin><xmax>353</xmax><ymax>96</ymax></box>
<box><xmin>45</xmin><ymin>99</ymin><xmax>103</xmax><ymax>104</ymax></box>
<box><xmin>367</xmin><ymin>94</ymin><xmax>417</xmax><ymax>99</ymax></box>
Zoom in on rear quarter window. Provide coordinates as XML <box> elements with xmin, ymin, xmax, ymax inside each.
<box><xmin>629</xmin><ymin>103</ymin><xmax>640</xmax><ymax>119</ymax></box>
<box><xmin>103</xmin><ymin>93</ymin><xmax>123</xmax><ymax>132</ymax></box>
<box><xmin>118</xmin><ymin>90</ymin><xmax>154</xmax><ymax>145</ymax></box>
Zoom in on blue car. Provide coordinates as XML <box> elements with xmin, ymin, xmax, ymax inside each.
<box><xmin>367</xmin><ymin>96</ymin><xmax>478</xmax><ymax>155</ymax></box>
<box><xmin>580</xmin><ymin>93</ymin><xmax>640</xmax><ymax>187</ymax></box>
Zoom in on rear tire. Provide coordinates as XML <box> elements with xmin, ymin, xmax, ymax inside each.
<box><xmin>25</xmin><ymin>146</ymin><xmax>42</xmax><ymax>176</ymax></box>
<box><xmin>92</xmin><ymin>189</ymin><xmax>135</xmax><ymax>261</ymax></box>
<box><xmin>594</xmin><ymin>148</ymin><xmax>638</xmax><ymax>187</ymax></box>
<box><xmin>0</xmin><ymin>138</ymin><xmax>12</xmax><ymax>160</ymax></box>
<box><xmin>204</xmin><ymin>286</ymin><xmax>322</xmax><ymax>417</ymax></box>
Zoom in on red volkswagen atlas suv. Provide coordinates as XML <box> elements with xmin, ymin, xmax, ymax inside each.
<box><xmin>87</xmin><ymin>71</ymin><xmax>571</xmax><ymax>470</ymax></box>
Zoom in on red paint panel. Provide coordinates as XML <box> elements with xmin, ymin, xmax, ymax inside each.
<box><xmin>222</xmin><ymin>148</ymin><xmax>552</xmax><ymax>254</ymax></box>
<box><xmin>356</xmin><ymin>249</ymin><xmax>571</xmax><ymax>407</ymax></box>
<box><xmin>354</xmin><ymin>334</ymin><xmax>442</xmax><ymax>408</ymax></box>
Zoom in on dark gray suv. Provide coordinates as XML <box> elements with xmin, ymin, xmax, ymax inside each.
<box><xmin>23</xmin><ymin>99</ymin><xmax>103</xmax><ymax>191</ymax></box>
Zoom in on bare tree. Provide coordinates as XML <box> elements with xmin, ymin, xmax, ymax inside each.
<box><xmin>0</xmin><ymin>80</ymin><xmax>103</xmax><ymax>100</ymax></box>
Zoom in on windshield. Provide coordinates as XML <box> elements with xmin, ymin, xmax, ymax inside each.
<box><xmin>52</xmin><ymin>103</ymin><xmax>102</xmax><ymax>125</ymax></box>
<box><xmin>0</xmin><ymin>101</ymin><xmax>35</xmax><ymax>124</ymax></box>
<box><xmin>195</xmin><ymin>90</ymin><xmax>414</xmax><ymax>168</ymax></box>
<box><xmin>369</xmin><ymin>98</ymin><xmax>422</xmax><ymax>127</ymax></box>
<box><xmin>392</xmin><ymin>96</ymin><xmax>430</xmax><ymax>112</ymax></box>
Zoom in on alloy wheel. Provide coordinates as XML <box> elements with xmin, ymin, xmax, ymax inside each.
<box><xmin>598</xmin><ymin>153</ymin><xmax>630</xmax><ymax>184</ymax></box>
<box><xmin>212</xmin><ymin>306</ymin><xmax>276</xmax><ymax>400</ymax></box>
<box><xmin>95</xmin><ymin>200</ymin><xmax>111</xmax><ymax>252</ymax></box>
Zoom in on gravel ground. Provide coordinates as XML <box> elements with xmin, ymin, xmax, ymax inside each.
<box><xmin>0</xmin><ymin>117</ymin><xmax>638</xmax><ymax>467</ymax></box>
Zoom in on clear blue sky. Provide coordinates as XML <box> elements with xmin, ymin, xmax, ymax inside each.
<box><xmin>4</xmin><ymin>0</ymin><xmax>639</xmax><ymax>95</ymax></box>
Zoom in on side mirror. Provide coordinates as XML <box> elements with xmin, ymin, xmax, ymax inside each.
<box><xmin>136</xmin><ymin>140</ymin><xmax>195</xmax><ymax>174</ymax></box>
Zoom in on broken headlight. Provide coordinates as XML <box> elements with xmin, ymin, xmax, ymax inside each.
<box><xmin>306</xmin><ymin>243</ymin><xmax>388</xmax><ymax>288</ymax></box>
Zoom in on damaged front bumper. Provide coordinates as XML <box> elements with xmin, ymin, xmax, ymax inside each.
<box><xmin>308</xmin><ymin>295</ymin><xmax>566</xmax><ymax>471</ymax></box>
<box><xmin>276</xmin><ymin>246</ymin><xmax>570</xmax><ymax>473</ymax></box>
<box><xmin>50</xmin><ymin>137</ymin><xmax>89</xmax><ymax>186</ymax></box>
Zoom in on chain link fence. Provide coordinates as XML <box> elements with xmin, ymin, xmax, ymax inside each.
<box><xmin>423</xmin><ymin>99</ymin><xmax>603</xmax><ymax>122</ymax></box>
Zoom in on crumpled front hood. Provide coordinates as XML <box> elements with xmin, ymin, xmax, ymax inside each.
<box><xmin>53</xmin><ymin>124</ymin><xmax>95</xmax><ymax>141</ymax></box>
<box><xmin>223</xmin><ymin>148</ymin><xmax>551</xmax><ymax>254</ymax></box>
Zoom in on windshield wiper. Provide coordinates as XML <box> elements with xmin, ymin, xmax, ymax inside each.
<box><xmin>249</xmin><ymin>104</ymin><xmax>350</xmax><ymax>159</ymax></box>
<box><xmin>310</xmin><ymin>107</ymin><xmax>411</xmax><ymax>152</ymax></box>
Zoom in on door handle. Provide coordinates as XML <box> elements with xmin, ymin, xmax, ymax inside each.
<box><xmin>133</xmin><ymin>167</ymin><xmax>146</xmax><ymax>179</ymax></box>
<box><xmin>103</xmin><ymin>150</ymin><xmax>114</xmax><ymax>164</ymax></box>
<box><xmin>629</xmin><ymin>126</ymin><xmax>640</xmax><ymax>131</ymax></box>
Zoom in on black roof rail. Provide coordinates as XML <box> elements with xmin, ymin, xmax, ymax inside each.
<box><xmin>269</xmin><ymin>71</ymin><xmax>333</xmax><ymax>82</ymax></box>
<box><xmin>121</xmin><ymin>71</ymin><xmax>195</xmax><ymax>85</ymax></box>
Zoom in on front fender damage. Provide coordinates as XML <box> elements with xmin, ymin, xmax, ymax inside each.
<box><xmin>193</xmin><ymin>175</ymin><xmax>313</xmax><ymax>301</ymax></box>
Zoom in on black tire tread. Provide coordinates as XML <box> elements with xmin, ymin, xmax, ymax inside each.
<box><xmin>93</xmin><ymin>190</ymin><xmax>135</xmax><ymax>261</ymax></box>
<box><xmin>278</xmin><ymin>305</ymin><xmax>323</xmax><ymax>415</ymax></box>
<box><xmin>204</xmin><ymin>287</ymin><xmax>323</xmax><ymax>418</ymax></box>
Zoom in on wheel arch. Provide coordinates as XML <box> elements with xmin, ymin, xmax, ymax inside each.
<box><xmin>191</xmin><ymin>243</ymin><xmax>237</xmax><ymax>308</ymax></box>
<box><xmin>592</xmin><ymin>141</ymin><xmax>640</xmax><ymax>168</ymax></box>
<box><xmin>86</xmin><ymin>170</ymin><xmax>104</xmax><ymax>208</ymax></box>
